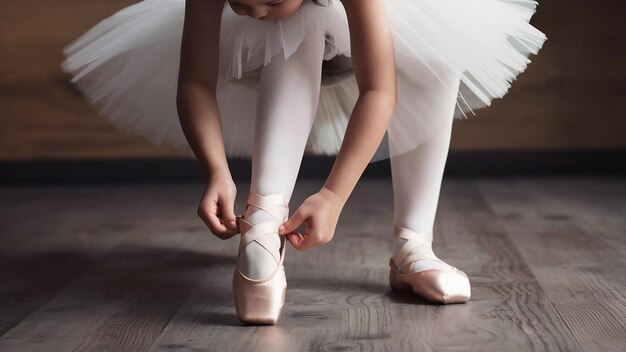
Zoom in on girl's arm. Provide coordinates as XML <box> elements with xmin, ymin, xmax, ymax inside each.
<box><xmin>278</xmin><ymin>0</ymin><xmax>397</xmax><ymax>250</ymax></box>
<box><xmin>323</xmin><ymin>0</ymin><xmax>397</xmax><ymax>202</ymax></box>
<box><xmin>177</xmin><ymin>0</ymin><xmax>227</xmax><ymax>178</ymax></box>
<box><xmin>177</xmin><ymin>0</ymin><xmax>240</xmax><ymax>238</ymax></box>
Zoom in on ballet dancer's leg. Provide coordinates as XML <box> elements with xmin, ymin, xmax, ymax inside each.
<box><xmin>239</xmin><ymin>35</ymin><xmax>326</xmax><ymax>280</ymax></box>
<box><xmin>389</xmin><ymin>62</ymin><xmax>461</xmax><ymax>274</ymax></box>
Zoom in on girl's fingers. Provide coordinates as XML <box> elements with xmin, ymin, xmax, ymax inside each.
<box><xmin>293</xmin><ymin>234</ymin><xmax>315</xmax><ymax>251</ymax></box>
<box><xmin>291</xmin><ymin>226</ymin><xmax>322</xmax><ymax>252</ymax></box>
<box><xmin>201</xmin><ymin>209</ymin><xmax>225</xmax><ymax>234</ymax></box>
<box><xmin>218</xmin><ymin>196</ymin><xmax>239</xmax><ymax>231</ymax></box>
<box><xmin>215</xmin><ymin>204</ymin><xmax>239</xmax><ymax>238</ymax></box>
<box><xmin>278</xmin><ymin>207</ymin><xmax>308</xmax><ymax>235</ymax></box>
<box><xmin>199</xmin><ymin>202</ymin><xmax>237</xmax><ymax>239</ymax></box>
<box><xmin>285</xmin><ymin>232</ymin><xmax>304</xmax><ymax>248</ymax></box>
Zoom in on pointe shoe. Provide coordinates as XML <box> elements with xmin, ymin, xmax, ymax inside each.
<box><xmin>389</xmin><ymin>226</ymin><xmax>471</xmax><ymax>304</ymax></box>
<box><xmin>232</xmin><ymin>193</ymin><xmax>289</xmax><ymax>325</ymax></box>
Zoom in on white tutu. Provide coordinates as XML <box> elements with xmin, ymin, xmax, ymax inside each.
<box><xmin>61</xmin><ymin>0</ymin><xmax>546</xmax><ymax>161</ymax></box>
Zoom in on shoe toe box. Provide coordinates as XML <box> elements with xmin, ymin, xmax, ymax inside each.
<box><xmin>412</xmin><ymin>269</ymin><xmax>471</xmax><ymax>304</ymax></box>
<box><xmin>232</xmin><ymin>266</ymin><xmax>287</xmax><ymax>325</ymax></box>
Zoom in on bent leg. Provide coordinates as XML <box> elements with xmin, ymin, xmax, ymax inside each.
<box><xmin>240</xmin><ymin>36</ymin><xmax>326</xmax><ymax>279</ymax></box>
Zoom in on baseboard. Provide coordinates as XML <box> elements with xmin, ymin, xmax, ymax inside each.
<box><xmin>1</xmin><ymin>150</ymin><xmax>624</xmax><ymax>185</ymax></box>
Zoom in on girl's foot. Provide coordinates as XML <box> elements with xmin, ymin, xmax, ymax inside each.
<box><xmin>389</xmin><ymin>226</ymin><xmax>471</xmax><ymax>304</ymax></box>
<box><xmin>232</xmin><ymin>193</ymin><xmax>289</xmax><ymax>325</ymax></box>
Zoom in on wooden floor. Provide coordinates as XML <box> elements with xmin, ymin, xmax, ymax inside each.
<box><xmin>0</xmin><ymin>177</ymin><xmax>624</xmax><ymax>351</ymax></box>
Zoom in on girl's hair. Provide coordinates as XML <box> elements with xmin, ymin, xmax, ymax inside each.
<box><xmin>311</xmin><ymin>0</ymin><xmax>332</xmax><ymax>6</ymax></box>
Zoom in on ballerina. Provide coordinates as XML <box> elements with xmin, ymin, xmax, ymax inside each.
<box><xmin>62</xmin><ymin>0</ymin><xmax>547</xmax><ymax>325</ymax></box>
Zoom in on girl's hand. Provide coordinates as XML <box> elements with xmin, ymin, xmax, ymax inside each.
<box><xmin>278</xmin><ymin>187</ymin><xmax>346</xmax><ymax>251</ymax></box>
<box><xmin>197</xmin><ymin>172</ymin><xmax>240</xmax><ymax>239</ymax></box>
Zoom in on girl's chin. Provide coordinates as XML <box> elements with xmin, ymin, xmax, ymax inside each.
<box><xmin>258</xmin><ymin>14</ymin><xmax>288</xmax><ymax>20</ymax></box>
<box><xmin>264</xmin><ymin>8</ymin><xmax>300</xmax><ymax>20</ymax></box>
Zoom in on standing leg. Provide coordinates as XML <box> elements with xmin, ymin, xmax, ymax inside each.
<box><xmin>390</xmin><ymin>109</ymin><xmax>455</xmax><ymax>273</ymax></box>
<box><xmin>389</xmin><ymin>60</ymin><xmax>462</xmax><ymax>274</ymax></box>
<box><xmin>388</xmin><ymin>59</ymin><xmax>470</xmax><ymax>304</ymax></box>
<box><xmin>239</xmin><ymin>35</ymin><xmax>326</xmax><ymax>280</ymax></box>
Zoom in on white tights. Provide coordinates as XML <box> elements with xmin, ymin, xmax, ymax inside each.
<box><xmin>239</xmin><ymin>35</ymin><xmax>325</xmax><ymax>279</ymax></box>
<box><xmin>239</xmin><ymin>34</ymin><xmax>461</xmax><ymax>279</ymax></box>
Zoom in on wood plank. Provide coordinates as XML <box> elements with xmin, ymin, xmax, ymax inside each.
<box><xmin>0</xmin><ymin>242</ymin><xmax>213</xmax><ymax>352</ymax></box>
<box><xmin>479</xmin><ymin>177</ymin><xmax>626</xmax><ymax>351</ymax></box>
<box><xmin>0</xmin><ymin>186</ymin><xmax>135</xmax><ymax>336</ymax></box>
<box><xmin>0</xmin><ymin>184</ymin><xmax>224</xmax><ymax>351</ymax></box>
<box><xmin>427</xmin><ymin>180</ymin><xmax>581</xmax><ymax>351</ymax></box>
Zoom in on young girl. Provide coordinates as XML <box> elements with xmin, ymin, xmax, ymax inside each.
<box><xmin>62</xmin><ymin>0</ymin><xmax>546</xmax><ymax>325</ymax></box>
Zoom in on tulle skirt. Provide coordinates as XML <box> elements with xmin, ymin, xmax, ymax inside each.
<box><xmin>61</xmin><ymin>0</ymin><xmax>547</xmax><ymax>162</ymax></box>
